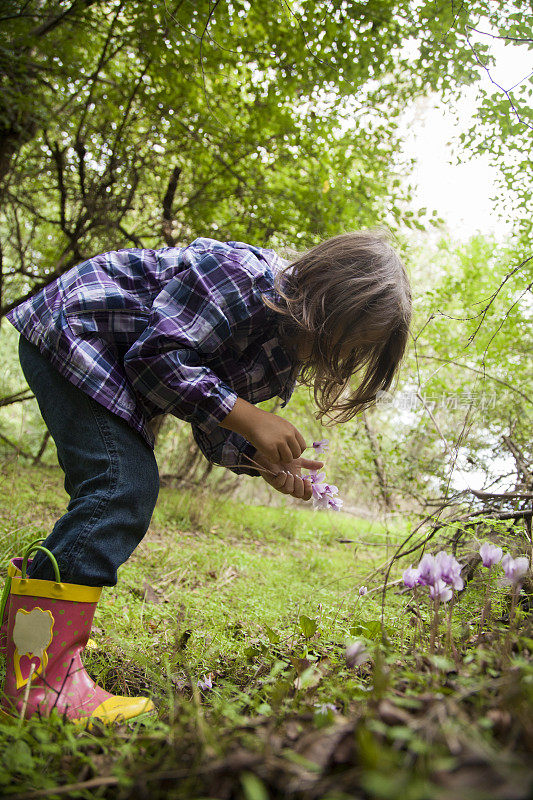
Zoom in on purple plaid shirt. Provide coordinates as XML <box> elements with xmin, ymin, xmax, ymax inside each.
<box><xmin>7</xmin><ymin>238</ymin><xmax>300</xmax><ymax>476</ymax></box>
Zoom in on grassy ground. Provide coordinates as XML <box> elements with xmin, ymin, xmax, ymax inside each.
<box><xmin>0</xmin><ymin>459</ymin><xmax>532</xmax><ymax>800</ymax></box>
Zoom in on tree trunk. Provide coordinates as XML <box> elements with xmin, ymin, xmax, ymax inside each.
<box><xmin>362</xmin><ymin>411</ymin><xmax>395</xmax><ymax>512</ymax></box>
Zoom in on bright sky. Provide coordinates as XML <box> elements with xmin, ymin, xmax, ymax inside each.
<box><xmin>400</xmin><ymin>34</ymin><xmax>532</xmax><ymax>239</ymax></box>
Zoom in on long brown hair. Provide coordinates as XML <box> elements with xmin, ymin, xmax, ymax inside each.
<box><xmin>264</xmin><ymin>230</ymin><xmax>412</xmax><ymax>424</ymax></box>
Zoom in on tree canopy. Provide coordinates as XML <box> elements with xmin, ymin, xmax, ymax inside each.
<box><xmin>2</xmin><ymin>0</ymin><xmax>529</xmax><ymax>315</ymax></box>
<box><xmin>0</xmin><ymin>0</ymin><xmax>531</xmax><ymax>505</ymax></box>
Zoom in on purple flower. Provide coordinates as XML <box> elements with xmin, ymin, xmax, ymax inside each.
<box><xmin>345</xmin><ymin>640</ymin><xmax>370</xmax><ymax>668</ymax></box>
<box><xmin>326</xmin><ymin>493</ymin><xmax>344</xmax><ymax>511</ymax></box>
<box><xmin>306</xmin><ymin>472</ymin><xmax>343</xmax><ymax>512</ymax></box>
<box><xmin>312</xmin><ymin>439</ymin><xmax>330</xmax><ymax>454</ymax></box>
<box><xmin>434</xmin><ymin>551</ymin><xmax>464</xmax><ymax>590</ymax></box>
<box><xmin>428</xmin><ymin>579</ymin><xmax>453</xmax><ymax>603</ymax></box>
<box><xmin>358</xmin><ymin>586</ymin><xmax>368</xmax><ymax>596</ymax></box>
<box><xmin>417</xmin><ymin>554</ymin><xmax>440</xmax><ymax>587</ymax></box>
<box><xmin>307</xmin><ymin>471</ymin><xmax>328</xmax><ymax>500</ymax></box>
<box><xmin>501</xmin><ymin>554</ymin><xmax>530</xmax><ymax>585</ymax></box>
<box><xmin>403</xmin><ymin>565</ymin><xmax>420</xmax><ymax>589</ymax></box>
<box><xmin>197</xmin><ymin>673</ymin><xmax>213</xmax><ymax>690</ymax></box>
<box><xmin>479</xmin><ymin>542</ymin><xmax>503</xmax><ymax>568</ymax></box>
<box><xmin>416</xmin><ymin>551</ymin><xmax>463</xmax><ymax>590</ymax></box>
<box><xmin>315</xmin><ymin>702</ymin><xmax>337</xmax><ymax>714</ymax></box>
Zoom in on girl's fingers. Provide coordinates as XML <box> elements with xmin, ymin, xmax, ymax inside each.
<box><xmin>297</xmin><ymin>458</ymin><xmax>324</xmax><ymax>470</ymax></box>
<box><xmin>269</xmin><ymin>469</ymin><xmax>290</xmax><ymax>492</ymax></box>
<box><xmin>288</xmin><ymin>435</ymin><xmax>303</xmax><ymax>461</ymax></box>
<box><xmin>278</xmin><ymin>442</ymin><xmax>294</xmax><ymax>464</ymax></box>
<box><xmin>281</xmin><ymin>472</ymin><xmax>295</xmax><ymax>495</ymax></box>
<box><xmin>265</xmin><ymin>470</ymin><xmax>313</xmax><ymax>501</ymax></box>
<box><xmin>295</xmin><ymin>430</ymin><xmax>307</xmax><ymax>453</ymax></box>
<box><xmin>292</xmin><ymin>475</ymin><xmax>306</xmax><ymax>499</ymax></box>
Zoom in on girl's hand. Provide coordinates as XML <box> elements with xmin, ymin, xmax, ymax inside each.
<box><xmin>247</xmin><ymin>408</ymin><xmax>307</xmax><ymax>464</ymax></box>
<box><xmin>252</xmin><ymin>451</ymin><xmax>325</xmax><ymax>500</ymax></box>
<box><xmin>221</xmin><ymin>398</ymin><xmax>307</xmax><ymax>464</ymax></box>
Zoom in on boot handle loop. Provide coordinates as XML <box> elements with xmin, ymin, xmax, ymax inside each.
<box><xmin>21</xmin><ymin>545</ymin><xmax>61</xmax><ymax>583</ymax></box>
<box><xmin>25</xmin><ymin>537</ymin><xmax>46</xmax><ymax>552</ymax></box>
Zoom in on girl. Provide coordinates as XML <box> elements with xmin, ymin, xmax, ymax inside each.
<box><xmin>1</xmin><ymin>230</ymin><xmax>411</xmax><ymax>725</ymax></box>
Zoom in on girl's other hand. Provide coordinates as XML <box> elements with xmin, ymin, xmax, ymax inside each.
<box><xmin>253</xmin><ymin>452</ymin><xmax>325</xmax><ymax>500</ymax></box>
<box><xmin>221</xmin><ymin>398</ymin><xmax>307</xmax><ymax>464</ymax></box>
<box><xmin>246</xmin><ymin>407</ymin><xmax>307</xmax><ymax>464</ymax></box>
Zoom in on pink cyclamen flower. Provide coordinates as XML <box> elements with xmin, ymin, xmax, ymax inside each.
<box><xmin>312</xmin><ymin>439</ymin><xmax>330</xmax><ymax>454</ymax></box>
<box><xmin>197</xmin><ymin>674</ymin><xmax>213</xmax><ymax>690</ymax></box>
<box><xmin>403</xmin><ymin>565</ymin><xmax>420</xmax><ymax>589</ymax></box>
<box><xmin>314</xmin><ymin>486</ymin><xmax>343</xmax><ymax>512</ymax></box>
<box><xmin>345</xmin><ymin>640</ymin><xmax>370</xmax><ymax>668</ymax></box>
<box><xmin>417</xmin><ymin>554</ymin><xmax>440</xmax><ymax>587</ymax></box>
<box><xmin>315</xmin><ymin>702</ymin><xmax>337</xmax><ymax>714</ymax></box>
<box><xmin>434</xmin><ymin>551</ymin><xmax>464</xmax><ymax>590</ymax></box>
<box><xmin>306</xmin><ymin>472</ymin><xmax>343</xmax><ymax>511</ymax></box>
<box><xmin>358</xmin><ymin>586</ymin><xmax>368</xmax><ymax>596</ymax></box>
<box><xmin>428</xmin><ymin>579</ymin><xmax>453</xmax><ymax>603</ymax></box>
<box><xmin>307</xmin><ymin>471</ymin><xmax>328</xmax><ymax>498</ymax></box>
<box><xmin>501</xmin><ymin>553</ymin><xmax>530</xmax><ymax>585</ymax></box>
<box><xmin>479</xmin><ymin>542</ymin><xmax>503</xmax><ymax>568</ymax></box>
<box><xmin>324</xmin><ymin>484</ymin><xmax>343</xmax><ymax>511</ymax></box>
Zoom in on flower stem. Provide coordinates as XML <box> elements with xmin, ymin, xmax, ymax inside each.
<box><xmin>413</xmin><ymin>587</ymin><xmax>424</xmax><ymax>649</ymax></box>
<box><xmin>445</xmin><ymin>595</ymin><xmax>460</xmax><ymax>667</ymax></box>
<box><xmin>241</xmin><ymin>453</ymin><xmax>280</xmax><ymax>478</ymax></box>
<box><xmin>476</xmin><ymin>565</ymin><xmax>492</xmax><ymax>646</ymax></box>
<box><xmin>505</xmin><ymin>584</ymin><xmax>519</xmax><ymax>658</ymax></box>
<box><xmin>430</xmin><ymin>595</ymin><xmax>439</xmax><ymax>654</ymax></box>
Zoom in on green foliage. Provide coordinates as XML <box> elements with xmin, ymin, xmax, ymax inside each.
<box><xmin>0</xmin><ymin>0</ymin><xmax>518</xmax><ymax>314</ymax></box>
<box><xmin>332</xmin><ymin>232</ymin><xmax>532</xmax><ymax>509</ymax></box>
<box><xmin>0</xmin><ymin>462</ymin><xmax>532</xmax><ymax>797</ymax></box>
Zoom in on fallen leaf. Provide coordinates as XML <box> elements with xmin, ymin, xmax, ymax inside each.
<box><xmin>143</xmin><ymin>580</ymin><xmax>161</xmax><ymax>604</ymax></box>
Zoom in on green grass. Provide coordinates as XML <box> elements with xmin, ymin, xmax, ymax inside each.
<box><xmin>0</xmin><ymin>459</ymin><xmax>406</xmax><ymax>681</ymax></box>
<box><xmin>1</xmin><ymin>460</ymin><xmax>532</xmax><ymax>800</ymax></box>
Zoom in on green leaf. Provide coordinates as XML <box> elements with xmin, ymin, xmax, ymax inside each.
<box><xmin>3</xmin><ymin>740</ymin><xmax>34</xmax><ymax>775</ymax></box>
<box><xmin>264</xmin><ymin>624</ymin><xmax>280</xmax><ymax>644</ymax></box>
<box><xmin>240</xmin><ymin>771</ymin><xmax>269</xmax><ymax>800</ymax></box>
<box><xmin>350</xmin><ymin>620</ymin><xmax>382</xmax><ymax>640</ymax></box>
<box><xmin>299</xmin><ymin>615</ymin><xmax>318</xmax><ymax>639</ymax></box>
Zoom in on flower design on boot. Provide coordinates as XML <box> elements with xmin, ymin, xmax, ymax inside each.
<box><xmin>12</xmin><ymin>607</ymin><xmax>54</xmax><ymax>689</ymax></box>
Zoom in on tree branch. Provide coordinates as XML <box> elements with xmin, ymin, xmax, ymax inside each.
<box><xmin>162</xmin><ymin>166</ymin><xmax>181</xmax><ymax>246</ymax></box>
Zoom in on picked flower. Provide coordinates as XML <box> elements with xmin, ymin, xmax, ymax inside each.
<box><xmin>345</xmin><ymin>640</ymin><xmax>370</xmax><ymax>668</ymax></box>
<box><xmin>358</xmin><ymin>586</ymin><xmax>368</xmax><ymax>596</ymax></box>
<box><xmin>307</xmin><ymin>470</ymin><xmax>328</xmax><ymax>496</ymax></box>
<box><xmin>197</xmin><ymin>673</ymin><xmax>213</xmax><ymax>691</ymax></box>
<box><xmin>501</xmin><ymin>554</ymin><xmax>530</xmax><ymax>586</ymax></box>
<box><xmin>305</xmin><ymin>471</ymin><xmax>344</xmax><ymax>512</ymax></box>
<box><xmin>312</xmin><ymin>439</ymin><xmax>330</xmax><ymax>454</ymax></box>
<box><xmin>403</xmin><ymin>565</ymin><xmax>420</xmax><ymax>589</ymax></box>
<box><xmin>428</xmin><ymin>579</ymin><xmax>453</xmax><ymax>603</ymax></box>
<box><xmin>324</xmin><ymin>483</ymin><xmax>344</xmax><ymax>511</ymax></box>
<box><xmin>479</xmin><ymin>542</ymin><xmax>503</xmax><ymax>568</ymax></box>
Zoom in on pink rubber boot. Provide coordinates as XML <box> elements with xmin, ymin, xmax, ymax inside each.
<box><xmin>1</xmin><ymin>546</ymin><xmax>155</xmax><ymax>727</ymax></box>
<box><xmin>1</xmin><ymin>539</ymin><xmax>45</xmax><ymax>656</ymax></box>
<box><xmin>0</xmin><ymin>558</ymin><xmax>25</xmax><ymax>658</ymax></box>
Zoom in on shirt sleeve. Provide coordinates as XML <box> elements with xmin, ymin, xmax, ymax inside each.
<box><xmin>123</xmin><ymin>249</ymin><xmax>252</xmax><ymax>434</ymax></box>
<box><xmin>191</xmin><ymin>424</ymin><xmax>261</xmax><ymax>477</ymax></box>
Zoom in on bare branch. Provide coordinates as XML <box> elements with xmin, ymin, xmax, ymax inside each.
<box><xmin>0</xmin><ymin>389</ymin><xmax>34</xmax><ymax>408</ymax></box>
<box><xmin>162</xmin><ymin>166</ymin><xmax>181</xmax><ymax>246</ymax></box>
<box><xmin>29</xmin><ymin>0</ymin><xmax>100</xmax><ymax>39</ymax></box>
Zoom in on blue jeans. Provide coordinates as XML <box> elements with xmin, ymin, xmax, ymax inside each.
<box><xmin>18</xmin><ymin>336</ymin><xmax>160</xmax><ymax>587</ymax></box>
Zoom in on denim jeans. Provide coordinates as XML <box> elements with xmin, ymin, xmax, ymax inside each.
<box><xmin>18</xmin><ymin>335</ymin><xmax>160</xmax><ymax>587</ymax></box>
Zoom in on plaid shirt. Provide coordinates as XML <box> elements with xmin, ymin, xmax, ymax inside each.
<box><xmin>7</xmin><ymin>238</ymin><xmax>300</xmax><ymax>476</ymax></box>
